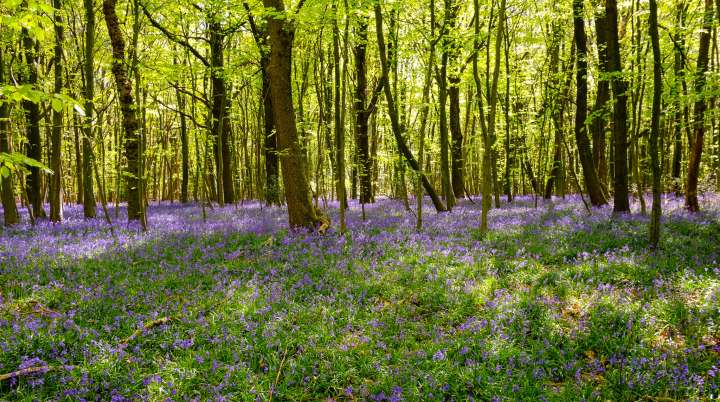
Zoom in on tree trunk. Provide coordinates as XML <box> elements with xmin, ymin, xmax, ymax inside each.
<box><xmin>103</xmin><ymin>0</ymin><xmax>143</xmax><ymax>222</ymax></box>
<box><xmin>648</xmin><ymin>0</ymin><xmax>662</xmax><ymax>247</ymax></box>
<box><xmin>544</xmin><ymin>24</ymin><xmax>563</xmax><ymax>199</ymax></box>
<box><xmin>686</xmin><ymin>0</ymin><xmax>714</xmax><ymax>212</ymax></box>
<box><xmin>374</xmin><ymin>1</ymin><xmax>446</xmax><ymax>213</ymax></box>
<box><xmin>333</xmin><ymin>2</ymin><xmax>346</xmax><ymax>232</ymax></box>
<box><xmin>591</xmin><ymin>12</ymin><xmax>610</xmax><ymax>189</ymax></box>
<box><xmin>50</xmin><ymin>0</ymin><xmax>64</xmax><ymax>222</ymax></box>
<box><xmin>671</xmin><ymin>3</ymin><xmax>688</xmax><ymax>194</ymax></box>
<box><xmin>21</xmin><ymin>28</ymin><xmax>46</xmax><ymax>218</ymax></box>
<box><xmin>262</xmin><ymin>57</ymin><xmax>280</xmax><ymax>205</ymax></box>
<box><xmin>209</xmin><ymin>24</ymin><xmax>234</xmax><ymax>205</ymax></box>
<box><xmin>446</xmin><ymin>0</ymin><xmax>464</xmax><ymax>201</ymax></box>
<box><xmin>82</xmin><ymin>0</ymin><xmax>97</xmax><ymax>217</ymax></box>
<box><xmin>605</xmin><ymin>0</ymin><xmax>630</xmax><ymax>213</ymax></box>
<box><xmin>0</xmin><ymin>47</ymin><xmax>20</xmax><ymax>226</ymax></box>
<box><xmin>354</xmin><ymin>17</ymin><xmax>376</xmax><ymax>205</ymax></box>
<box><xmin>574</xmin><ymin>0</ymin><xmax>608</xmax><ymax>206</ymax></box>
<box><xmin>263</xmin><ymin>0</ymin><xmax>326</xmax><ymax>229</ymax></box>
<box><xmin>176</xmin><ymin>83</ymin><xmax>189</xmax><ymax>203</ymax></box>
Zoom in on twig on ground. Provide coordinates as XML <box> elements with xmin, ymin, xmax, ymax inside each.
<box><xmin>120</xmin><ymin>316</ymin><xmax>173</xmax><ymax>345</ymax></box>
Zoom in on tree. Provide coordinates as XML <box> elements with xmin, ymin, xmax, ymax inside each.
<box><xmin>648</xmin><ymin>0</ymin><xmax>662</xmax><ymax>247</ymax></box>
<box><xmin>573</xmin><ymin>0</ymin><xmax>607</xmax><ymax>207</ymax></box>
<box><xmin>263</xmin><ymin>0</ymin><xmax>326</xmax><ymax>229</ymax></box>
<box><xmin>605</xmin><ymin>0</ymin><xmax>630</xmax><ymax>213</ymax></box>
<box><xmin>0</xmin><ymin>47</ymin><xmax>20</xmax><ymax>226</ymax></box>
<box><xmin>49</xmin><ymin>0</ymin><xmax>65</xmax><ymax>222</ymax></box>
<box><xmin>103</xmin><ymin>0</ymin><xmax>144</xmax><ymax>223</ymax></box>
<box><xmin>591</xmin><ymin>9</ymin><xmax>610</xmax><ymax>189</ymax></box>
<box><xmin>685</xmin><ymin>0</ymin><xmax>715</xmax><ymax>212</ymax></box>
<box><xmin>333</xmin><ymin>1</ymin><xmax>346</xmax><ymax>232</ymax></box>
<box><xmin>82</xmin><ymin>0</ymin><xmax>97</xmax><ymax>218</ymax></box>
<box><xmin>21</xmin><ymin>23</ymin><xmax>46</xmax><ymax>218</ymax></box>
<box><xmin>436</xmin><ymin>0</ymin><xmax>456</xmax><ymax>209</ymax></box>
<box><xmin>244</xmin><ymin>2</ymin><xmax>280</xmax><ymax>206</ymax></box>
<box><xmin>375</xmin><ymin>0</ymin><xmax>446</xmax><ymax>213</ymax></box>
<box><xmin>352</xmin><ymin>10</ymin><xmax>383</xmax><ymax>205</ymax></box>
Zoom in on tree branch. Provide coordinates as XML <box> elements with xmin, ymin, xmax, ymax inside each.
<box><xmin>138</xmin><ymin>2</ymin><xmax>210</xmax><ymax>66</ymax></box>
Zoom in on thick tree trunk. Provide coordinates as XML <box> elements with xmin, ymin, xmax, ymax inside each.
<box><xmin>21</xmin><ymin>29</ymin><xmax>46</xmax><ymax>218</ymax></box>
<box><xmin>50</xmin><ymin>0</ymin><xmax>65</xmax><ymax>222</ymax></box>
<box><xmin>686</xmin><ymin>0</ymin><xmax>714</xmax><ymax>212</ymax></box>
<box><xmin>103</xmin><ymin>0</ymin><xmax>143</xmax><ymax>222</ymax></box>
<box><xmin>437</xmin><ymin>0</ymin><xmax>456</xmax><ymax>208</ymax></box>
<box><xmin>209</xmin><ymin>25</ymin><xmax>234</xmax><ymax>205</ymax></box>
<box><xmin>591</xmin><ymin>12</ymin><xmax>610</xmax><ymax>189</ymax></box>
<box><xmin>574</xmin><ymin>0</ymin><xmax>608</xmax><ymax>206</ymax></box>
<box><xmin>354</xmin><ymin>18</ymin><xmax>375</xmax><ymax>205</ymax></box>
<box><xmin>82</xmin><ymin>0</ymin><xmax>97</xmax><ymax>217</ymax></box>
<box><xmin>375</xmin><ymin>1</ymin><xmax>446</xmax><ymax>213</ymax></box>
<box><xmin>0</xmin><ymin>48</ymin><xmax>20</xmax><ymax>226</ymax></box>
<box><xmin>263</xmin><ymin>0</ymin><xmax>326</xmax><ymax>229</ymax></box>
<box><xmin>605</xmin><ymin>0</ymin><xmax>630</xmax><ymax>213</ymax></box>
<box><xmin>262</xmin><ymin>58</ymin><xmax>280</xmax><ymax>205</ymax></box>
<box><xmin>648</xmin><ymin>0</ymin><xmax>662</xmax><ymax>247</ymax></box>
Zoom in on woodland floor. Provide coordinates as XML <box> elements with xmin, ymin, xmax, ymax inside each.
<box><xmin>0</xmin><ymin>194</ymin><xmax>719</xmax><ymax>401</ymax></box>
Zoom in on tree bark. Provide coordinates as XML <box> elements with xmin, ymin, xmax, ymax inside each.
<box><xmin>648</xmin><ymin>0</ymin><xmax>662</xmax><ymax>247</ymax></box>
<box><xmin>82</xmin><ymin>0</ymin><xmax>97</xmax><ymax>217</ymax></box>
<box><xmin>437</xmin><ymin>0</ymin><xmax>456</xmax><ymax>209</ymax></box>
<box><xmin>591</xmin><ymin>12</ymin><xmax>610</xmax><ymax>189</ymax></box>
<box><xmin>103</xmin><ymin>0</ymin><xmax>143</xmax><ymax>222</ymax></box>
<box><xmin>686</xmin><ymin>0</ymin><xmax>714</xmax><ymax>212</ymax></box>
<box><xmin>605</xmin><ymin>0</ymin><xmax>630</xmax><ymax>212</ymax></box>
<box><xmin>263</xmin><ymin>0</ymin><xmax>326</xmax><ymax>229</ymax></box>
<box><xmin>574</xmin><ymin>0</ymin><xmax>608</xmax><ymax>206</ymax></box>
<box><xmin>209</xmin><ymin>24</ymin><xmax>234</xmax><ymax>205</ymax></box>
<box><xmin>0</xmin><ymin>47</ymin><xmax>20</xmax><ymax>226</ymax></box>
<box><xmin>50</xmin><ymin>0</ymin><xmax>64</xmax><ymax>222</ymax></box>
<box><xmin>333</xmin><ymin>2</ymin><xmax>346</xmax><ymax>232</ymax></box>
<box><xmin>21</xmin><ymin>27</ymin><xmax>46</xmax><ymax>218</ymax></box>
<box><xmin>374</xmin><ymin>1</ymin><xmax>446</xmax><ymax>213</ymax></box>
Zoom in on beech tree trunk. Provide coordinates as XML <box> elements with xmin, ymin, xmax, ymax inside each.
<box><xmin>103</xmin><ymin>0</ymin><xmax>143</xmax><ymax>222</ymax></box>
<box><xmin>0</xmin><ymin>47</ymin><xmax>20</xmax><ymax>226</ymax></box>
<box><xmin>263</xmin><ymin>0</ymin><xmax>326</xmax><ymax>229</ymax></box>
<box><xmin>574</xmin><ymin>0</ymin><xmax>608</xmax><ymax>207</ymax></box>
<box><xmin>353</xmin><ymin>17</ymin><xmax>378</xmax><ymax>205</ymax></box>
<box><xmin>686</xmin><ymin>0</ymin><xmax>714</xmax><ymax>212</ymax></box>
<box><xmin>447</xmin><ymin>0</ymin><xmax>464</xmax><ymax>200</ymax></box>
<box><xmin>82</xmin><ymin>0</ymin><xmax>97</xmax><ymax>218</ymax></box>
<box><xmin>21</xmin><ymin>28</ymin><xmax>46</xmax><ymax>219</ymax></box>
<box><xmin>50</xmin><ymin>0</ymin><xmax>65</xmax><ymax>222</ymax></box>
<box><xmin>591</xmin><ymin>12</ymin><xmax>610</xmax><ymax>189</ymax></box>
<box><xmin>209</xmin><ymin>24</ymin><xmax>234</xmax><ymax>205</ymax></box>
<box><xmin>605</xmin><ymin>0</ymin><xmax>630</xmax><ymax>213</ymax></box>
<box><xmin>648</xmin><ymin>0</ymin><xmax>662</xmax><ymax>247</ymax></box>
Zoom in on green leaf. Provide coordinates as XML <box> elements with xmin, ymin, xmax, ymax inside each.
<box><xmin>51</xmin><ymin>97</ymin><xmax>63</xmax><ymax>113</ymax></box>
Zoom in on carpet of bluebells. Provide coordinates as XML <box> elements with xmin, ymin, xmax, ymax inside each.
<box><xmin>1</xmin><ymin>194</ymin><xmax>719</xmax><ymax>401</ymax></box>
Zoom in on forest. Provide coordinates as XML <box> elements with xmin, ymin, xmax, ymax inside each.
<box><xmin>0</xmin><ymin>0</ymin><xmax>719</xmax><ymax>399</ymax></box>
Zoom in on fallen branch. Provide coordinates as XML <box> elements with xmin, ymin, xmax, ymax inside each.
<box><xmin>0</xmin><ymin>366</ymin><xmax>54</xmax><ymax>382</ymax></box>
<box><xmin>120</xmin><ymin>316</ymin><xmax>173</xmax><ymax>345</ymax></box>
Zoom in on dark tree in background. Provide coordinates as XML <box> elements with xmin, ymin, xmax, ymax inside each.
<box><xmin>103</xmin><ymin>0</ymin><xmax>144</xmax><ymax>224</ymax></box>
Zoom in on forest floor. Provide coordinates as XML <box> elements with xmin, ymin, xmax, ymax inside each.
<box><xmin>1</xmin><ymin>194</ymin><xmax>719</xmax><ymax>401</ymax></box>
